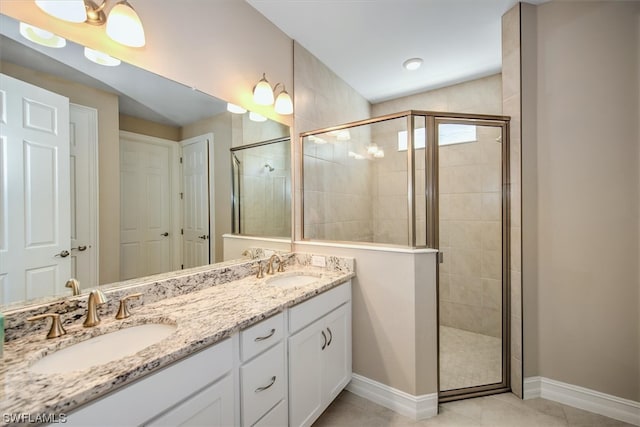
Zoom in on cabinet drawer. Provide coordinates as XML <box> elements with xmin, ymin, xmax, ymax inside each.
<box><xmin>241</xmin><ymin>342</ymin><xmax>285</xmax><ymax>427</ymax></box>
<box><xmin>241</xmin><ymin>312</ymin><xmax>284</xmax><ymax>362</ymax></box>
<box><xmin>289</xmin><ymin>281</ymin><xmax>351</xmax><ymax>334</ymax></box>
<box><xmin>253</xmin><ymin>399</ymin><xmax>287</xmax><ymax>427</ymax></box>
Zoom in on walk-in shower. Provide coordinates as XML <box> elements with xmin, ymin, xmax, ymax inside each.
<box><xmin>300</xmin><ymin>110</ymin><xmax>510</xmax><ymax>401</ymax></box>
<box><xmin>231</xmin><ymin>136</ymin><xmax>291</xmax><ymax>238</ymax></box>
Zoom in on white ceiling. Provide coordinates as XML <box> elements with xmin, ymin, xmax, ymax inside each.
<box><xmin>248</xmin><ymin>0</ymin><xmax>539</xmax><ymax>103</ymax></box>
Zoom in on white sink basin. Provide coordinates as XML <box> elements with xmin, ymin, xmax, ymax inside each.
<box><xmin>266</xmin><ymin>272</ymin><xmax>321</xmax><ymax>289</ymax></box>
<box><xmin>30</xmin><ymin>323</ymin><xmax>177</xmax><ymax>374</ymax></box>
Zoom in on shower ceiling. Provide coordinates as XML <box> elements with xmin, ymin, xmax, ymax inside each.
<box><xmin>247</xmin><ymin>0</ymin><xmax>548</xmax><ymax>103</ymax></box>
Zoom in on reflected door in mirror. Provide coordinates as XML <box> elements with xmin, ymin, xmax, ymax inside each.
<box><xmin>119</xmin><ymin>134</ymin><xmax>173</xmax><ymax>280</ymax></box>
<box><xmin>0</xmin><ymin>74</ymin><xmax>70</xmax><ymax>304</ymax></box>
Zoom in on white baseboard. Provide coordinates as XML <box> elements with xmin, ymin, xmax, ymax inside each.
<box><xmin>524</xmin><ymin>376</ymin><xmax>640</xmax><ymax>426</ymax></box>
<box><xmin>346</xmin><ymin>374</ymin><xmax>438</xmax><ymax>420</ymax></box>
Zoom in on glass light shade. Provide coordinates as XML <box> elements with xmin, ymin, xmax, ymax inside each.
<box><xmin>35</xmin><ymin>0</ymin><xmax>87</xmax><ymax>23</ymax></box>
<box><xmin>274</xmin><ymin>90</ymin><xmax>293</xmax><ymax>115</ymax></box>
<box><xmin>227</xmin><ymin>103</ymin><xmax>247</xmax><ymax>114</ymax></box>
<box><xmin>106</xmin><ymin>1</ymin><xmax>146</xmax><ymax>47</ymax></box>
<box><xmin>253</xmin><ymin>75</ymin><xmax>274</xmax><ymax>106</ymax></box>
<box><xmin>249</xmin><ymin>111</ymin><xmax>267</xmax><ymax>122</ymax></box>
<box><xmin>84</xmin><ymin>47</ymin><xmax>121</xmax><ymax>66</ymax></box>
<box><xmin>19</xmin><ymin>22</ymin><xmax>66</xmax><ymax>48</ymax></box>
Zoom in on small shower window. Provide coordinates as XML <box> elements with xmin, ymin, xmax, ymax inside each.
<box><xmin>397</xmin><ymin>124</ymin><xmax>476</xmax><ymax>151</ymax></box>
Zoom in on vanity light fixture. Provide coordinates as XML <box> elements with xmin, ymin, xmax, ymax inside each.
<box><xmin>35</xmin><ymin>0</ymin><xmax>87</xmax><ymax>23</ymax></box>
<box><xmin>403</xmin><ymin>57</ymin><xmax>423</xmax><ymax>71</ymax></box>
<box><xmin>34</xmin><ymin>0</ymin><xmax>146</xmax><ymax>47</ymax></box>
<box><xmin>249</xmin><ymin>111</ymin><xmax>267</xmax><ymax>122</ymax></box>
<box><xmin>84</xmin><ymin>47</ymin><xmax>121</xmax><ymax>66</ymax></box>
<box><xmin>252</xmin><ymin>73</ymin><xmax>293</xmax><ymax>115</ymax></box>
<box><xmin>227</xmin><ymin>103</ymin><xmax>247</xmax><ymax>114</ymax></box>
<box><xmin>19</xmin><ymin>22</ymin><xmax>66</xmax><ymax>48</ymax></box>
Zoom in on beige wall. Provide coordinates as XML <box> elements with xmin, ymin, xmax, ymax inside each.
<box><xmin>181</xmin><ymin>113</ymin><xmax>233</xmax><ymax>263</ymax></box>
<box><xmin>0</xmin><ymin>0</ymin><xmax>293</xmax><ymax>126</ymax></box>
<box><xmin>522</xmin><ymin>1</ymin><xmax>640</xmax><ymax>401</ymax></box>
<box><xmin>0</xmin><ymin>60</ymin><xmax>121</xmax><ymax>285</ymax></box>
<box><xmin>119</xmin><ymin>114</ymin><xmax>180</xmax><ymax>141</ymax></box>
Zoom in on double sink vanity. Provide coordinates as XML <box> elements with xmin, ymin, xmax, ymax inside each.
<box><xmin>1</xmin><ymin>252</ymin><xmax>355</xmax><ymax>426</ymax></box>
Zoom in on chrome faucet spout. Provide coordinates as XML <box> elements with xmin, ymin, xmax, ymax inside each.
<box><xmin>84</xmin><ymin>289</ymin><xmax>108</xmax><ymax>327</ymax></box>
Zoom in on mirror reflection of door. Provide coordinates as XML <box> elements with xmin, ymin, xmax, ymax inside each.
<box><xmin>119</xmin><ymin>132</ymin><xmax>177</xmax><ymax>280</ymax></box>
<box><xmin>181</xmin><ymin>135</ymin><xmax>210</xmax><ymax>269</ymax></box>
<box><xmin>0</xmin><ymin>73</ymin><xmax>71</xmax><ymax>304</ymax></box>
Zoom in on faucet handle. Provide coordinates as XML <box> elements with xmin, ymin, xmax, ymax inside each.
<box><xmin>256</xmin><ymin>262</ymin><xmax>264</xmax><ymax>279</ymax></box>
<box><xmin>115</xmin><ymin>293</ymin><xmax>143</xmax><ymax>320</ymax></box>
<box><xmin>28</xmin><ymin>313</ymin><xmax>67</xmax><ymax>339</ymax></box>
<box><xmin>277</xmin><ymin>259</ymin><xmax>285</xmax><ymax>273</ymax></box>
<box><xmin>65</xmin><ymin>278</ymin><xmax>80</xmax><ymax>296</ymax></box>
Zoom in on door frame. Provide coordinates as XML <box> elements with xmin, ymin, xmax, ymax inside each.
<box><xmin>119</xmin><ymin>130</ymin><xmax>181</xmax><ymax>272</ymax></box>
<box><xmin>70</xmin><ymin>103</ymin><xmax>99</xmax><ymax>287</ymax></box>
<box><xmin>180</xmin><ymin>133</ymin><xmax>214</xmax><ymax>266</ymax></box>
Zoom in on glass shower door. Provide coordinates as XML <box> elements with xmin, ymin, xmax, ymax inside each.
<box><xmin>437</xmin><ymin>118</ymin><xmax>509</xmax><ymax>400</ymax></box>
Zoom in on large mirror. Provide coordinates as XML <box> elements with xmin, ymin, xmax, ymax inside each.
<box><xmin>0</xmin><ymin>14</ymin><xmax>291</xmax><ymax>309</ymax></box>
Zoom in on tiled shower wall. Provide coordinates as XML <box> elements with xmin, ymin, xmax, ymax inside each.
<box><xmin>439</xmin><ymin>126</ymin><xmax>503</xmax><ymax>338</ymax></box>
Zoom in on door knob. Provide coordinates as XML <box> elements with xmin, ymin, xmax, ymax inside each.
<box><xmin>55</xmin><ymin>250</ymin><xmax>70</xmax><ymax>258</ymax></box>
<box><xmin>198</xmin><ymin>235</ymin><xmax>208</xmax><ymax>240</ymax></box>
<box><xmin>71</xmin><ymin>245</ymin><xmax>88</xmax><ymax>251</ymax></box>
<box><xmin>161</xmin><ymin>232</ymin><xmax>169</xmax><ymax>237</ymax></box>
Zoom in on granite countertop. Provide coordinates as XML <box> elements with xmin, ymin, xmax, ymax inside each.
<box><xmin>0</xmin><ymin>265</ymin><xmax>355</xmax><ymax>419</ymax></box>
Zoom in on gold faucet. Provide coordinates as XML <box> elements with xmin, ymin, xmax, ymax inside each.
<box><xmin>27</xmin><ymin>313</ymin><xmax>67</xmax><ymax>339</ymax></box>
<box><xmin>266</xmin><ymin>254</ymin><xmax>285</xmax><ymax>275</ymax></box>
<box><xmin>84</xmin><ymin>289</ymin><xmax>108</xmax><ymax>327</ymax></box>
<box><xmin>65</xmin><ymin>278</ymin><xmax>80</xmax><ymax>296</ymax></box>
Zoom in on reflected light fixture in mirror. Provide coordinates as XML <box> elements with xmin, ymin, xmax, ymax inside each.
<box><xmin>84</xmin><ymin>47</ymin><xmax>121</xmax><ymax>66</ymax></box>
<box><xmin>252</xmin><ymin>73</ymin><xmax>293</xmax><ymax>115</ymax></box>
<box><xmin>35</xmin><ymin>0</ymin><xmax>146</xmax><ymax>47</ymax></box>
<box><xmin>19</xmin><ymin>22</ymin><xmax>66</xmax><ymax>48</ymax></box>
<box><xmin>227</xmin><ymin>103</ymin><xmax>247</xmax><ymax>114</ymax></box>
<box><xmin>249</xmin><ymin>111</ymin><xmax>267</xmax><ymax>122</ymax></box>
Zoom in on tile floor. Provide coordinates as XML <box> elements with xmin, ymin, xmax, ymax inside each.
<box><xmin>439</xmin><ymin>326</ymin><xmax>502</xmax><ymax>390</ymax></box>
<box><xmin>313</xmin><ymin>390</ymin><xmax>635</xmax><ymax>427</ymax></box>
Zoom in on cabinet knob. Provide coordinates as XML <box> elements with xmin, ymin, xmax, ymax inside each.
<box><xmin>326</xmin><ymin>327</ymin><xmax>333</xmax><ymax>346</ymax></box>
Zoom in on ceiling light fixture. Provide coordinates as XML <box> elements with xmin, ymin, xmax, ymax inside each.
<box><xmin>403</xmin><ymin>57</ymin><xmax>423</xmax><ymax>71</ymax></box>
<box><xmin>34</xmin><ymin>0</ymin><xmax>146</xmax><ymax>47</ymax></box>
<box><xmin>227</xmin><ymin>103</ymin><xmax>247</xmax><ymax>114</ymax></box>
<box><xmin>84</xmin><ymin>47</ymin><xmax>121</xmax><ymax>66</ymax></box>
<box><xmin>19</xmin><ymin>22</ymin><xmax>66</xmax><ymax>48</ymax></box>
<box><xmin>252</xmin><ymin>73</ymin><xmax>293</xmax><ymax>115</ymax></box>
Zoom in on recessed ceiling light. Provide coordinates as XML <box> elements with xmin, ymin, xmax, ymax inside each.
<box><xmin>227</xmin><ymin>103</ymin><xmax>247</xmax><ymax>114</ymax></box>
<box><xmin>249</xmin><ymin>111</ymin><xmax>267</xmax><ymax>122</ymax></box>
<box><xmin>19</xmin><ymin>22</ymin><xmax>66</xmax><ymax>48</ymax></box>
<box><xmin>403</xmin><ymin>57</ymin><xmax>423</xmax><ymax>71</ymax></box>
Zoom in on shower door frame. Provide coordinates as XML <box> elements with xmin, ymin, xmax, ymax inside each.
<box><xmin>434</xmin><ymin>115</ymin><xmax>511</xmax><ymax>402</ymax></box>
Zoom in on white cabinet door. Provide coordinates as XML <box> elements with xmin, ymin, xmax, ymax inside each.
<box><xmin>146</xmin><ymin>374</ymin><xmax>234</xmax><ymax>427</ymax></box>
<box><xmin>288</xmin><ymin>316</ymin><xmax>325</xmax><ymax>427</ymax></box>
<box><xmin>322</xmin><ymin>303</ymin><xmax>352</xmax><ymax>402</ymax></box>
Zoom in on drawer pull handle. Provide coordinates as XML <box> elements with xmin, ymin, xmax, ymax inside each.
<box><xmin>327</xmin><ymin>327</ymin><xmax>333</xmax><ymax>346</ymax></box>
<box><xmin>321</xmin><ymin>330</ymin><xmax>327</xmax><ymax>350</ymax></box>
<box><xmin>254</xmin><ymin>328</ymin><xmax>276</xmax><ymax>342</ymax></box>
<box><xmin>255</xmin><ymin>376</ymin><xmax>276</xmax><ymax>393</ymax></box>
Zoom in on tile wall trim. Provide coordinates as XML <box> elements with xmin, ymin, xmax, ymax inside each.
<box><xmin>346</xmin><ymin>373</ymin><xmax>438</xmax><ymax>420</ymax></box>
<box><xmin>295</xmin><ymin>240</ymin><xmax>439</xmax><ymax>254</ymax></box>
<box><xmin>523</xmin><ymin>376</ymin><xmax>640</xmax><ymax>426</ymax></box>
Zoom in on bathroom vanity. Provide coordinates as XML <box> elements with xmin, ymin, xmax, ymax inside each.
<box><xmin>0</xmin><ymin>254</ymin><xmax>354</xmax><ymax>427</ymax></box>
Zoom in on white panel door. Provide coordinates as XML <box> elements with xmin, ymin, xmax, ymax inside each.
<box><xmin>120</xmin><ymin>134</ymin><xmax>172</xmax><ymax>280</ymax></box>
<box><xmin>69</xmin><ymin>104</ymin><xmax>98</xmax><ymax>288</ymax></box>
<box><xmin>0</xmin><ymin>73</ymin><xmax>70</xmax><ymax>304</ymax></box>
<box><xmin>181</xmin><ymin>137</ymin><xmax>209</xmax><ymax>269</ymax></box>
